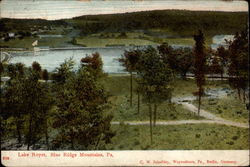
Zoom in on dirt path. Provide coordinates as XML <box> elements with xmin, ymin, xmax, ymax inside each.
<box><xmin>111</xmin><ymin>119</ymin><xmax>249</xmax><ymax>128</ymax></box>
<box><xmin>182</xmin><ymin>102</ymin><xmax>225</xmax><ymax>121</ymax></box>
<box><xmin>112</xmin><ymin>90</ymin><xmax>249</xmax><ymax>129</ymax></box>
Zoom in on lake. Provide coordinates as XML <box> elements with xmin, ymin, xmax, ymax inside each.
<box><xmin>9</xmin><ymin>35</ymin><xmax>234</xmax><ymax>73</ymax></box>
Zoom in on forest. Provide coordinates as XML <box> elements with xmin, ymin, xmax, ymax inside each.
<box><xmin>71</xmin><ymin>10</ymin><xmax>248</xmax><ymax>36</ymax></box>
<box><xmin>0</xmin><ymin>10</ymin><xmax>248</xmax><ymax>36</ymax></box>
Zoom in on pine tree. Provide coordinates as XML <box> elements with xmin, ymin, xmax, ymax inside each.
<box><xmin>193</xmin><ymin>30</ymin><xmax>206</xmax><ymax>116</ymax></box>
<box><xmin>52</xmin><ymin>62</ymin><xmax>114</xmax><ymax>150</ymax></box>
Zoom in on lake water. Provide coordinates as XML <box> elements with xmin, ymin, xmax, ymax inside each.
<box><xmin>10</xmin><ymin>47</ymin><xmax>128</xmax><ymax>73</ymax></box>
<box><xmin>9</xmin><ymin>35</ymin><xmax>234</xmax><ymax>73</ymax></box>
<box><xmin>0</xmin><ymin>0</ymin><xmax>248</xmax><ymax>20</ymax></box>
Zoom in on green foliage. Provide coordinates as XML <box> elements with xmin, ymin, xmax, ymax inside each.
<box><xmin>81</xmin><ymin>52</ymin><xmax>104</xmax><ymax>79</ymax></box>
<box><xmin>119</xmin><ymin>49</ymin><xmax>142</xmax><ymax>73</ymax></box>
<box><xmin>32</xmin><ymin>61</ymin><xmax>42</xmax><ymax>73</ymax></box>
<box><xmin>158</xmin><ymin>43</ymin><xmax>193</xmax><ymax>78</ymax></box>
<box><xmin>1</xmin><ymin>65</ymin><xmax>53</xmax><ymax>149</ymax></box>
<box><xmin>42</xmin><ymin>69</ymin><xmax>49</xmax><ymax>81</ymax></box>
<box><xmin>51</xmin><ymin>58</ymin><xmax>75</xmax><ymax>85</ymax></box>
<box><xmin>73</xmin><ymin>10</ymin><xmax>248</xmax><ymax>37</ymax></box>
<box><xmin>138</xmin><ymin>46</ymin><xmax>173</xmax><ymax>104</ymax></box>
<box><xmin>119</xmin><ymin>49</ymin><xmax>142</xmax><ymax>107</ymax></box>
<box><xmin>52</xmin><ymin>68</ymin><xmax>114</xmax><ymax>150</ymax></box>
<box><xmin>227</xmin><ymin>29</ymin><xmax>249</xmax><ymax>102</ymax></box>
<box><xmin>208</xmin><ymin>55</ymin><xmax>223</xmax><ymax>76</ymax></box>
<box><xmin>137</xmin><ymin>46</ymin><xmax>174</xmax><ymax>143</ymax></box>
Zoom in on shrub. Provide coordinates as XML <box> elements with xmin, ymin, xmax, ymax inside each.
<box><xmin>195</xmin><ymin>134</ymin><xmax>201</xmax><ymax>138</ymax></box>
<box><xmin>232</xmin><ymin>136</ymin><xmax>238</xmax><ymax>140</ymax></box>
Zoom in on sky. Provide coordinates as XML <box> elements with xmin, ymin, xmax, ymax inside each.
<box><xmin>0</xmin><ymin>0</ymin><xmax>248</xmax><ymax>20</ymax></box>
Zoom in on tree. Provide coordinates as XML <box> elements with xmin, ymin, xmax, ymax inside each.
<box><xmin>216</xmin><ymin>46</ymin><xmax>229</xmax><ymax>79</ymax></box>
<box><xmin>119</xmin><ymin>49</ymin><xmax>141</xmax><ymax>107</ymax></box>
<box><xmin>3</xmin><ymin>63</ymin><xmax>26</xmax><ymax>143</ymax></box>
<box><xmin>227</xmin><ymin>29</ymin><xmax>249</xmax><ymax>102</ymax></box>
<box><xmin>0</xmin><ymin>62</ymin><xmax>4</xmax><ymax>74</ymax></box>
<box><xmin>193</xmin><ymin>30</ymin><xmax>207</xmax><ymax>116</ymax></box>
<box><xmin>40</xmin><ymin>82</ymin><xmax>53</xmax><ymax>149</ymax></box>
<box><xmin>41</xmin><ymin>69</ymin><xmax>53</xmax><ymax>149</ymax></box>
<box><xmin>2</xmin><ymin>63</ymin><xmax>52</xmax><ymax>149</ymax></box>
<box><xmin>137</xmin><ymin>46</ymin><xmax>173</xmax><ymax>144</ymax></box>
<box><xmin>52</xmin><ymin>68</ymin><xmax>114</xmax><ymax>149</ymax></box>
<box><xmin>174</xmin><ymin>47</ymin><xmax>193</xmax><ymax>79</ymax></box>
<box><xmin>158</xmin><ymin>43</ymin><xmax>176</xmax><ymax>71</ymax></box>
<box><xmin>32</xmin><ymin>61</ymin><xmax>42</xmax><ymax>78</ymax></box>
<box><xmin>24</xmin><ymin>70</ymin><xmax>52</xmax><ymax>150</ymax></box>
<box><xmin>81</xmin><ymin>52</ymin><xmax>104</xmax><ymax>79</ymax></box>
<box><xmin>51</xmin><ymin>58</ymin><xmax>74</xmax><ymax>85</ymax></box>
<box><xmin>209</xmin><ymin>54</ymin><xmax>223</xmax><ymax>79</ymax></box>
<box><xmin>158</xmin><ymin>43</ymin><xmax>193</xmax><ymax>79</ymax></box>
<box><xmin>32</xmin><ymin>61</ymin><xmax>42</xmax><ymax>72</ymax></box>
<box><xmin>42</xmin><ymin>69</ymin><xmax>49</xmax><ymax>81</ymax></box>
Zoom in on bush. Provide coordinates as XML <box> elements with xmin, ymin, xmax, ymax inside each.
<box><xmin>133</xmin><ymin>140</ymin><xmax>140</xmax><ymax>146</ymax></box>
<box><xmin>195</xmin><ymin>134</ymin><xmax>201</xmax><ymax>138</ymax></box>
<box><xmin>232</xmin><ymin>136</ymin><xmax>238</xmax><ymax>140</ymax></box>
<box><xmin>226</xmin><ymin>141</ymin><xmax>234</xmax><ymax>145</ymax></box>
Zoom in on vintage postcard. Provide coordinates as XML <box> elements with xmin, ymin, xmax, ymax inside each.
<box><xmin>0</xmin><ymin>0</ymin><xmax>249</xmax><ymax>166</ymax></box>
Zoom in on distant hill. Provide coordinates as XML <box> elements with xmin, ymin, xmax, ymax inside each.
<box><xmin>69</xmin><ymin>10</ymin><xmax>248</xmax><ymax>36</ymax></box>
<box><xmin>1</xmin><ymin>10</ymin><xmax>248</xmax><ymax>37</ymax></box>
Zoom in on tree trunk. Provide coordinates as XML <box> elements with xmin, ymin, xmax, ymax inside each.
<box><xmin>27</xmin><ymin>112</ymin><xmax>33</xmax><ymax>150</ymax></box>
<box><xmin>237</xmin><ymin>88</ymin><xmax>241</xmax><ymax>101</ymax></box>
<box><xmin>137</xmin><ymin>91</ymin><xmax>140</xmax><ymax>114</ymax></box>
<box><xmin>45</xmin><ymin>118</ymin><xmax>49</xmax><ymax>150</ymax></box>
<box><xmin>183</xmin><ymin>72</ymin><xmax>187</xmax><ymax>80</ymax></box>
<box><xmin>220</xmin><ymin>71</ymin><xmax>223</xmax><ymax>81</ymax></box>
<box><xmin>16</xmin><ymin>119</ymin><xmax>22</xmax><ymax>144</ymax></box>
<box><xmin>71</xmin><ymin>135</ymin><xmax>75</xmax><ymax>150</ymax></box>
<box><xmin>197</xmin><ymin>87</ymin><xmax>202</xmax><ymax>117</ymax></box>
<box><xmin>130</xmin><ymin>72</ymin><xmax>133</xmax><ymax>107</ymax></box>
<box><xmin>149</xmin><ymin>104</ymin><xmax>153</xmax><ymax>145</ymax></box>
<box><xmin>243</xmin><ymin>89</ymin><xmax>246</xmax><ymax>103</ymax></box>
<box><xmin>153</xmin><ymin>104</ymin><xmax>157</xmax><ymax>126</ymax></box>
<box><xmin>94</xmin><ymin>134</ymin><xmax>103</xmax><ymax>150</ymax></box>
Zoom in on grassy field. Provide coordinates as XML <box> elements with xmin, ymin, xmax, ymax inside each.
<box><xmin>101</xmin><ymin>76</ymin><xmax>240</xmax><ymax>121</ymax></box>
<box><xmin>0</xmin><ymin>37</ymin><xmax>39</xmax><ymax>49</ymax></box>
<box><xmin>75</xmin><ymin>37</ymin><xmax>158</xmax><ymax>47</ymax></box>
<box><xmin>102</xmin><ymin>76</ymin><xmax>249</xmax><ymax>123</ymax></box>
<box><xmin>102</xmin><ymin>75</ymin><xmax>231</xmax><ymax>98</ymax></box>
<box><xmin>101</xmin><ymin>76</ymin><xmax>203</xmax><ymax>121</ymax></box>
<box><xmin>193</xmin><ymin>96</ymin><xmax>249</xmax><ymax>123</ymax></box>
<box><xmin>75</xmin><ymin>31</ymin><xmax>212</xmax><ymax>47</ymax></box>
<box><xmin>38</xmin><ymin>36</ymin><xmax>72</xmax><ymax>48</ymax></box>
<box><xmin>172</xmin><ymin>79</ymin><xmax>230</xmax><ymax>97</ymax></box>
<box><xmin>109</xmin><ymin>95</ymin><xmax>202</xmax><ymax>121</ymax></box>
<box><xmin>0</xmin><ymin>36</ymin><xmax>72</xmax><ymax>49</ymax></box>
<box><xmin>107</xmin><ymin>124</ymin><xmax>249</xmax><ymax>150</ymax></box>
